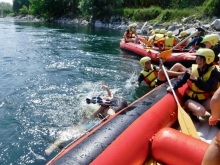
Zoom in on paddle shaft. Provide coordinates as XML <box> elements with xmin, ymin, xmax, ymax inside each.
<box><xmin>159</xmin><ymin>58</ymin><xmax>179</xmax><ymax>103</ymax></box>
<box><xmin>171</xmin><ymin>30</ymin><xmax>198</xmax><ymax>51</ymax></box>
<box><xmin>159</xmin><ymin>58</ymin><xmax>199</xmax><ymax>139</ymax></box>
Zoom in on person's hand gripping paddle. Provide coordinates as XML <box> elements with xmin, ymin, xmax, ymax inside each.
<box><xmin>158</xmin><ymin>30</ymin><xmax>200</xmax><ymax>139</ymax></box>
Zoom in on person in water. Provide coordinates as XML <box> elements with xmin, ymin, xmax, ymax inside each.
<box><xmin>86</xmin><ymin>82</ymin><xmax>128</xmax><ymax>118</ymax></box>
<box><xmin>167</xmin><ymin>48</ymin><xmax>219</xmax><ymax>118</ymax></box>
<box><xmin>135</xmin><ymin>56</ymin><xmax>186</xmax><ymax>88</ymax></box>
<box><xmin>201</xmin><ymin>87</ymin><xmax>220</xmax><ymax>165</ymax></box>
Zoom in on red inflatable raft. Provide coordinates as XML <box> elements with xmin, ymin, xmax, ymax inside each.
<box><xmin>47</xmin><ymin>81</ymin><xmax>217</xmax><ymax>165</ymax></box>
<box><xmin>120</xmin><ymin>39</ymin><xmax>196</xmax><ymax>67</ymax></box>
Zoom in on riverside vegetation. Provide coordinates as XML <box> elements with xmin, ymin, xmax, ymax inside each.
<box><xmin>0</xmin><ymin>0</ymin><xmax>220</xmax><ymax>24</ymax></box>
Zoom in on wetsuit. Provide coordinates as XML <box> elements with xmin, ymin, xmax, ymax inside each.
<box><xmin>212</xmin><ymin>42</ymin><xmax>220</xmax><ymax>63</ymax></box>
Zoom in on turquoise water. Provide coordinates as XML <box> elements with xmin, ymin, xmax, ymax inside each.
<box><xmin>0</xmin><ymin>18</ymin><xmax>152</xmax><ymax>164</ymax></box>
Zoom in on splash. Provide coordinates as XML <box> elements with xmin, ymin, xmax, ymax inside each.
<box><xmin>124</xmin><ymin>71</ymin><xmax>138</xmax><ymax>94</ymax></box>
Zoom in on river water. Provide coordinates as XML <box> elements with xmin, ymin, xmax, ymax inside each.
<box><xmin>0</xmin><ymin>18</ymin><xmax>152</xmax><ymax>164</ymax></box>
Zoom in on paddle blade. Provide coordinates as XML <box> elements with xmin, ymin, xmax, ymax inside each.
<box><xmin>140</xmin><ymin>38</ymin><xmax>151</xmax><ymax>46</ymax></box>
<box><xmin>157</xmin><ymin>50</ymin><xmax>172</xmax><ymax>61</ymax></box>
<box><xmin>177</xmin><ymin>103</ymin><xmax>200</xmax><ymax>139</ymax></box>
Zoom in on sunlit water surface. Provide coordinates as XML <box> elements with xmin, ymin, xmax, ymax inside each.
<box><xmin>0</xmin><ymin>18</ymin><xmax>151</xmax><ymax>164</ymax></box>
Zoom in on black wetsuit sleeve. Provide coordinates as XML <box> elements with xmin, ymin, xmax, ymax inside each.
<box><xmin>153</xmin><ymin>65</ymin><xmax>157</xmax><ymax>71</ymax></box>
<box><xmin>172</xmin><ymin>71</ymin><xmax>190</xmax><ymax>90</ymax></box>
<box><xmin>137</xmin><ymin>74</ymin><xmax>145</xmax><ymax>84</ymax></box>
<box><xmin>212</xmin><ymin>43</ymin><xmax>220</xmax><ymax>62</ymax></box>
<box><xmin>184</xmin><ymin>37</ymin><xmax>197</xmax><ymax>49</ymax></box>
<box><xmin>194</xmin><ymin>69</ymin><xmax>219</xmax><ymax>91</ymax></box>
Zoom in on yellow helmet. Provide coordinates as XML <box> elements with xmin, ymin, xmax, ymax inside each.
<box><xmin>196</xmin><ymin>48</ymin><xmax>215</xmax><ymax>64</ymax></box>
<box><xmin>149</xmin><ymin>26</ymin><xmax>153</xmax><ymax>30</ymax></box>
<box><xmin>132</xmin><ymin>23</ymin><xmax>137</xmax><ymax>28</ymax></box>
<box><xmin>128</xmin><ymin>23</ymin><xmax>137</xmax><ymax>29</ymax></box>
<box><xmin>167</xmin><ymin>31</ymin><xmax>173</xmax><ymax>37</ymax></box>
<box><xmin>180</xmin><ymin>31</ymin><xmax>187</xmax><ymax>37</ymax></box>
<box><xmin>150</xmin><ymin>30</ymin><xmax>155</xmax><ymax>35</ymax></box>
<box><xmin>140</xmin><ymin>57</ymin><xmax>151</xmax><ymax>67</ymax></box>
<box><xmin>160</xmin><ymin>29</ymin><xmax>167</xmax><ymax>34</ymax></box>
<box><xmin>154</xmin><ymin>29</ymin><xmax>160</xmax><ymax>34</ymax></box>
<box><xmin>203</xmin><ymin>34</ymin><xmax>219</xmax><ymax>46</ymax></box>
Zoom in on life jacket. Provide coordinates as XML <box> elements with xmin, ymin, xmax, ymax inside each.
<box><xmin>153</xmin><ymin>34</ymin><xmax>165</xmax><ymax>43</ymax></box>
<box><xmin>179</xmin><ymin>37</ymin><xmax>189</xmax><ymax>47</ymax></box>
<box><xmin>185</xmin><ymin>64</ymin><xmax>216</xmax><ymax>100</ymax></box>
<box><xmin>164</xmin><ymin>36</ymin><xmax>175</xmax><ymax>50</ymax></box>
<box><xmin>141</xmin><ymin>65</ymin><xmax>158</xmax><ymax>88</ymax></box>
<box><xmin>125</xmin><ymin>30</ymin><xmax>134</xmax><ymax>39</ymax></box>
<box><xmin>149</xmin><ymin>30</ymin><xmax>155</xmax><ymax>36</ymax></box>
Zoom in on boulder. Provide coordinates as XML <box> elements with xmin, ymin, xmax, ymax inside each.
<box><xmin>211</xmin><ymin>19</ymin><xmax>220</xmax><ymax>31</ymax></box>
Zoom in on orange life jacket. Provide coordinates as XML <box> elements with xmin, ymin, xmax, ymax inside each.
<box><xmin>125</xmin><ymin>30</ymin><xmax>134</xmax><ymax>39</ymax></box>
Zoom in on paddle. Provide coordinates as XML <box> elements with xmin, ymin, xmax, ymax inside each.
<box><xmin>158</xmin><ymin>30</ymin><xmax>199</xmax><ymax>61</ymax></box>
<box><xmin>158</xmin><ymin>58</ymin><xmax>199</xmax><ymax>139</ymax></box>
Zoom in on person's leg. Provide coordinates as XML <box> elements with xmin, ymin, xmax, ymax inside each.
<box><xmin>125</xmin><ymin>38</ymin><xmax>135</xmax><ymax>43</ymax></box>
<box><xmin>202</xmin><ymin>98</ymin><xmax>211</xmax><ymax>112</ymax></box>
<box><xmin>93</xmin><ymin>106</ymin><xmax>106</xmax><ymax>117</ymax></box>
<box><xmin>184</xmin><ymin>99</ymin><xmax>206</xmax><ymax>116</ymax></box>
<box><xmin>201</xmin><ymin>131</ymin><xmax>220</xmax><ymax>165</ymax></box>
<box><xmin>103</xmin><ymin>108</ymin><xmax>115</xmax><ymax>116</ymax></box>
<box><xmin>202</xmin><ymin>88</ymin><xmax>220</xmax><ymax>165</ymax></box>
<box><xmin>169</xmin><ymin>63</ymin><xmax>187</xmax><ymax>73</ymax></box>
<box><xmin>209</xmin><ymin>88</ymin><xmax>220</xmax><ymax>126</ymax></box>
<box><xmin>157</xmin><ymin>63</ymin><xmax>186</xmax><ymax>81</ymax></box>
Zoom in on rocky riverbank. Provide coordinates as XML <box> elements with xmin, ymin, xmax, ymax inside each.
<box><xmin>13</xmin><ymin>14</ymin><xmax>220</xmax><ymax>36</ymax></box>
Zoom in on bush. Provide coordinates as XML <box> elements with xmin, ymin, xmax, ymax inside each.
<box><xmin>123</xmin><ymin>8</ymin><xmax>134</xmax><ymax>18</ymax></box>
<box><xmin>203</xmin><ymin>0</ymin><xmax>220</xmax><ymax>16</ymax></box>
<box><xmin>123</xmin><ymin>6</ymin><xmax>162</xmax><ymax>21</ymax></box>
<box><xmin>19</xmin><ymin>5</ymin><xmax>29</xmax><ymax>15</ymax></box>
<box><xmin>151</xmin><ymin>7</ymin><xmax>203</xmax><ymax>23</ymax></box>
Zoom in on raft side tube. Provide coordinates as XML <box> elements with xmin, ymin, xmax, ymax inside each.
<box><xmin>90</xmin><ymin>89</ymin><xmax>187</xmax><ymax>165</ymax></box>
<box><xmin>47</xmin><ymin>84</ymin><xmax>171</xmax><ymax>165</ymax></box>
<box><xmin>151</xmin><ymin>127</ymin><xmax>209</xmax><ymax>165</ymax></box>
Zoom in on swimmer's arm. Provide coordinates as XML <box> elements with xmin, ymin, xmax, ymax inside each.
<box><xmin>101</xmin><ymin>82</ymin><xmax>112</xmax><ymax>97</ymax></box>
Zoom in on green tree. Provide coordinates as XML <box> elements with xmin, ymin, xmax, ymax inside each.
<box><xmin>29</xmin><ymin>0</ymin><xmax>79</xmax><ymax>18</ymax></box>
<box><xmin>13</xmin><ymin>0</ymin><xmax>30</xmax><ymax>14</ymax></box>
<box><xmin>78</xmin><ymin>0</ymin><xmax>123</xmax><ymax>19</ymax></box>
<box><xmin>19</xmin><ymin>5</ymin><xmax>28</xmax><ymax>14</ymax></box>
<box><xmin>203</xmin><ymin>0</ymin><xmax>220</xmax><ymax>16</ymax></box>
<box><xmin>0</xmin><ymin>2</ymin><xmax>13</xmax><ymax>17</ymax></box>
